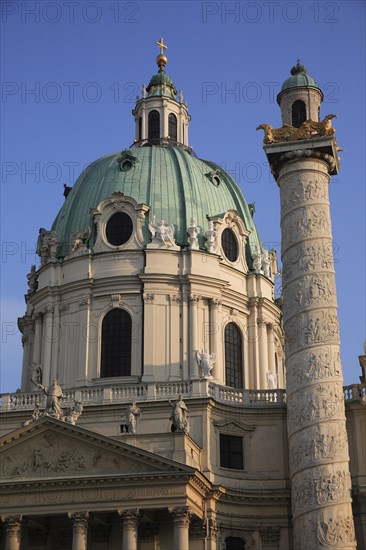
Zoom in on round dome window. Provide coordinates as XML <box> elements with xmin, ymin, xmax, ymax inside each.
<box><xmin>222</xmin><ymin>228</ymin><xmax>238</xmax><ymax>262</ymax></box>
<box><xmin>106</xmin><ymin>212</ymin><xmax>133</xmax><ymax>246</ymax></box>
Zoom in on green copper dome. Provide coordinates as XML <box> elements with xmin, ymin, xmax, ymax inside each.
<box><xmin>52</xmin><ymin>146</ymin><xmax>262</xmax><ymax>267</ymax></box>
<box><xmin>280</xmin><ymin>62</ymin><xmax>320</xmax><ymax>92</ymax></box>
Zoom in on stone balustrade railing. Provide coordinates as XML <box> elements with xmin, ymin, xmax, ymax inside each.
<box><xmin>0</xmin><ymin>381</ymin><xmax>286</xmax><ymax>412</ymax></box>
<box><xmin>344</xmin><ymin>383</ymin><xmax>366</xmax><ymax>401</ymax></box>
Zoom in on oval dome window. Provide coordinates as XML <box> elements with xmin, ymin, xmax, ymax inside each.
<box><xmin>222</xmin><ymin>228</ymin><xmax>238</xmax><ymax>262</ymax></box>
<box><xmin>106</xmin><ymin>212</ymin><xmax>133</xmax><ymax>246</ymax></box>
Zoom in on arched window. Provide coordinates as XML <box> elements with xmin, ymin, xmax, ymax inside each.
<box><xmin>292</xmin><ymin>100</ymin><xmax>306</xmax><ymax>128</ymax></box>
<box><xmin>101</xmin><ymin>309</ymin><xmax>132</xmax><ymax>378</ymax></box>
<box><xmin>225</xmin><ymin>537</ymin><xmax>246</xmax><ymax>550</ymax></box>
<box><xmin>168</xmin><ymin>113</ymin><xmax>177</xmax><ymax>143</ymax></box>
<box><xmin>138</xmin><ymin>116</ymin><xmax>142</xmax><ymax>141</ymax></box>
<box><xmin>148</xmin><ymin>110</ymin><xmax>160</xmax><ymax>141</ymax></box>
<box><xmin>224</xmin><ymin>323</ymin><xmax>243</xmax><ymax>389</ymax></box>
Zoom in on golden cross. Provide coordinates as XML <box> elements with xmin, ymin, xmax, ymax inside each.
<box><xmin>156</xmin><ymin>38</ymin><xmax>168</xmax><ymax>55</ymax></box>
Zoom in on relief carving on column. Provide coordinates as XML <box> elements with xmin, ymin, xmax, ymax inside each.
<box><xmin>168</xmin><ymin>506</ymin><xmax>192</xmax><ymax>528</ymax></box>
<box><xmin>317</xmin><ymin>515</ymin><xmax>356</xmax><ymax>546</ymax></box>
<box><xmin>288</xmin><ymin>274</ymin><xmax>335</xmax><ymax>310</ymax></box>
<box><xmin>280</xmin><ymin>175</ymin><xmax>328</xmax><ymax>212</ymax></box>
<box><xmin>282</xmin><ymin>241</ymin><xmax>335</xmax><ymax>283</ymax></box>
<box><xmin>290</xmin><ymin>428</ymin><xmax>349</xmax><ymax>470</ymax></box>
<box><xmin>282</xmin><ymin>205</ymin><xmax>330</xmax><ymax>240</ymax></box>
<box><xmin>287</xmin><ymin>384</ymin><xmax>344</xmax><ymax>434</ymax></box>
<box><xmin>291</xmin><ymin>348</ymin><xmax>341</xmax><ymax>388</ymax></box>
<box><xmin>292</xmin><ymin>468</ymin><xmax>352</xmax><ymax>518</ymax></box>
<box><xmin>285</xmin><ymin>311</ymin><xmax>339</xmax><ymax>354</ymax></box>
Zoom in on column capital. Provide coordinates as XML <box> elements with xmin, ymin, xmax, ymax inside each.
<box><xmin>209</xmin><ymin>297</ymin><xmax>221</xmax><ymax>308</ymax></box>
<box><xmin>168</xmin><ymin>506</ymin><xmax>192</xmax><ymax>528</ymax></box>
<box><xmin>189</xmin><ymin>294</ymin><xmax>201</xmax><ymax>303</ymax></box>
<box><xmin>68</xmin><ymin>511</ymin><xmax>89</xmax><ymax>525</ymax></box>
<box><xmin>118</xmin><ymin>509</ymin><xmax>140</xmax><ymax>527</ymax></box>
<box><xmin>1</xmin><ymin>515</ymin><xmax>22</xmax><ymax>534</ymax></box>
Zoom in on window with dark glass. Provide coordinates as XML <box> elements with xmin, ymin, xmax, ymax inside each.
<box><xmin>101</xmin><ymin>309</ymin><xmax>132</xmax><ymax>378</ymax></box>
<box><xmin>225</xmin><ymin>536</ymin><xmax>246</xmax><ymax>550</ymax></box>
<box><xmin>148</xmin><ymin>110</ymin><xmax>160</xmax><ymax>141</ymax></box>
<box><xmin>106</xmin><ymin>212</ymin><xmax>133</xmax><ymax>246</ymax></box>
<box><xmin>138</xmin><ymin>116</ymin><xmax>142</xmax><ymax>141</ymax></box>
<box><xmin>222</xmin><ymin>228</ymin><xmax>238</xmax><ymax>262</ymax></box>
<box><xmin>292</xmin><ymin>100</ymin><xmax>306</xmax><ymax>128</ymax></box>
<box><xmin>168</xmin><ymin>113</ymin><xmax>177</xmax><ymax>143</ymax></box>
<box><xmin>225</xmin><ymin>323</ymin><xmax>243</xmax><ymax>388</ymax></box>
<box><xmin>220</xmin><ymin>434</ymin><xmax>244</xmax><ymax>470</ymax></box>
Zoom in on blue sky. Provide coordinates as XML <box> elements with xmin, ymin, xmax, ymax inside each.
<box><xmin>1</xmin><ymin>0</ymin><xmax>365</xmax><ymax>391</ymax></box>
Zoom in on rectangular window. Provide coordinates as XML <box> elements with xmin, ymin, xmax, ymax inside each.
<box><xmin>220</xmin><ymin>434</ymin><xmax>243</xmax><ymax>469</ymax></box>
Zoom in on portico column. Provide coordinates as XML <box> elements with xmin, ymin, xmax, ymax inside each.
<box><xmin>119</xmin><ymin>509</ymin><xmax>139</xmax><ymax>550</ymax></box>
<box><xmin>169</xmin><ymin>506</ymin><xmax>191</xmax><ymax>550</ymax></box>
<box><xmin>1</xmin><ymin>515</ymin><xmax>22</xmax><ymax>550</ymax></box>
<box><xmin>68</xmin><ymin>511</ymin><xmax>89</xmax><ymax>550</ymax></box>
<box><xmin>258</xmin><ymin>317</ymin><xmax>268</xmax><ymax>389</ymax></box>
<box><xmin>189</xmin><ymin>295</ymin><xmax>200</xmax><ymax>378</ymax></box>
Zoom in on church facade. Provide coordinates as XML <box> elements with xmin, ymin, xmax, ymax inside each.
<box><xmin>0</xmin><ymin>41</ymin><xmax>365</xmax><ymax>550</ymax></box>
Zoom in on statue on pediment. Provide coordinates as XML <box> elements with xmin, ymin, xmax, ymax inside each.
<box><xmin>35</xmin><ymin>379</ymin><xmax>64</xmax><ymax>420</ymax></box>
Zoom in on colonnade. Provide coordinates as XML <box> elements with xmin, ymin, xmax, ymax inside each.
<box><xmin>1</xmin><ymin>507</ymin><xmax>193</xmax><ymax>550</ymax></box>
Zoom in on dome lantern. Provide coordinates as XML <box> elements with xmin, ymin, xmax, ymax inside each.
<box><xmin>131</xmin><ymin>39</ymin><xmax>191</xmax><ymax>148</ymax></box>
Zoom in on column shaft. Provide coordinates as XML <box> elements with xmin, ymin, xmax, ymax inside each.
<box><xmin>119</xmin><ymin>509</ymin><xmax>139</xmax><ymax>550</ymax></box>
<box><xmin>169</xmin><ymin>507</ymin><xmax>190</xmax><ymax>550</ymax></box>
<box><xmin>69</xmin><ymin>511</ymin><xmax>88</xmax><ymax>550</ymax></box>
<box><xmin>278</xmin><ymin>157</ymin><xmax>356</xmax><ymax>549</ymax></box>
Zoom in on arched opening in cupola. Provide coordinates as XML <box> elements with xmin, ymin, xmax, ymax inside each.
<box><xmin>291</xmin><ymin>99</ymin><xmax>306</xmax><ymax>128</ymax></box>
<box><xmin>168</xmin><ymin>113</ymin><xmax>177</xmax><ymax>143</ymax></box>
<box><xmin>148</xmin><ymin>110</ymin><xmax>160</xmax><ymax>142</ymax></box>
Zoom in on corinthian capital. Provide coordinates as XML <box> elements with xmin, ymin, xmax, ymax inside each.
<box><xmin>168</xmin><ymin>506</ymin><xmax>191</xmax><ymax>528</ymax></box>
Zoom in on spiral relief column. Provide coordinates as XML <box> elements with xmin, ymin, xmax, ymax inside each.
<box><xmin>276</xmin><ymin>154</ymin><xmax>356</xmax><ymax>548</ymax></box>
<box><xmin>259</xmin><ymin>61</ymin><xmax>357</xmax><ymax>548</ymax></box>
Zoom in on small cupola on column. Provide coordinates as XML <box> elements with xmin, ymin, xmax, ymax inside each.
<box><xmin>277</xmin><ymin>61</ymin><xmax>323</xmax><ymax>127</ymax></box>
<box><xmin>131</xmin><ymin>38</ymin><xmax>191</xmax><ymax>148</ymax></box>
